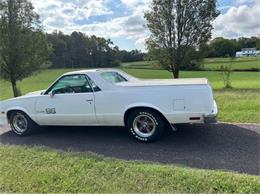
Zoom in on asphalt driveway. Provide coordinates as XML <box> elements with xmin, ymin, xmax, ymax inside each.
<box><xmin>0</xmin><ymin>123</ymin><xmax>259</xmax><ymax>175</ymax></box>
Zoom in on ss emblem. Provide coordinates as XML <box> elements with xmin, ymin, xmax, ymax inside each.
<box><xmin>46</xmin><ymin>108</ymin><xmax>56</xmax><ymax>114</ymax></box>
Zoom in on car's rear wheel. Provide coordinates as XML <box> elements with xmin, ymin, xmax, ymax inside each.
<box><xmin>127</xmin><ymin>109</ymin><xmax>165</xmax><ymax>142</ymax></box>
<box><xmin>9</xmin><ymin>111</ymin><xmax>38</xmax><ymax>135</ymax></box>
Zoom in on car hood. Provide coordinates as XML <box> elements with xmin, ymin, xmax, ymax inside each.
<box><xmin>0</xmin><ymin>89</ymin><xmax>46</xmax><ymax>104</ymax></box>
<box><xmin>116</xmin><ymin>78</ymin><xmax>208</xmax><ymax>87</ymax></box>
<box><xmin>24</xmin><ymin>90</ymin><xmax>46</xmax><ymax>96</ymax></box>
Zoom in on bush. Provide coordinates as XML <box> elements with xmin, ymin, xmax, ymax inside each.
<box><xmin>181</xmin><ymin>62</ymin><xmax>203</xmax><ymax>71</ymax></box>
<box><xmin>110</xmin><ymin>60</ymin><xmax>121</xmax><ymax>67</ymax></box>
<box><xmin>220</xmin><ymin>65</ymin><xmax>232</xmax><ymax>88</ymax></box>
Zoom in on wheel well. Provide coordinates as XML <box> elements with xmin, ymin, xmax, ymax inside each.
<box><xmin>124</xmin><ymin>106</ymin><xmax>171</xmax><ymax>127</ymax></box>
<box><xmin>7</xmin><ymin>110</ymin><xmax>26</xmax><ymax>122</ymax></box>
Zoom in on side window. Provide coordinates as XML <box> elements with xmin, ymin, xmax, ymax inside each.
<box><xmin>100</xmin><ymin>72</ymin><xmax>128</xmax><ymax>84</ymax></box>
<box><xmin>48</xmin><ymin>75</ymin><xmax>92</xmax><ymax>94</ymax></box>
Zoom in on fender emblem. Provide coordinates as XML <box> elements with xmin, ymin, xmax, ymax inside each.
<box><xmin>45</xmin><ymin>108</ymin><xmax>56</xmax><ymax>114</ymax></box>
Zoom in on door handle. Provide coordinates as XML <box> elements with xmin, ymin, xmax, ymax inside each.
<box><xmin>86</xmin><ymin>99</ymin><xmax>93</xmax><ymax>102</ymax></box>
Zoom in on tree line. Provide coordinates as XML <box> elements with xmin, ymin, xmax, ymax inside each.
<box><xmin>46</xmin><ymin>31</ymin><xmax>145</xmax><ymax>69</ymax></box>
<box><xmin>47</xmin><ymin>31</ymin><xmax>260</xmax><ymax>70</ymax></box>
<box><xmin>205</xmin><ymin>36</ymin><xmax>260</xmax><ymax>58</ymax></box>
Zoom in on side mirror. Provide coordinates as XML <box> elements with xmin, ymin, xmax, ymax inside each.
<box><xmin>49</xmin><ymin>90</ymin><xmax>56</xmax><ymax>98</ymax></box>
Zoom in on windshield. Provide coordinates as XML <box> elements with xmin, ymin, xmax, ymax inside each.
<box><xmin>100</xmin><ymin>72</ymin><xmax>128</xmax><ymax>84</ymax></box>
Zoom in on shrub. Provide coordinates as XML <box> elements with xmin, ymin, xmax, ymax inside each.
<box><xmin>220</xmin><ymin>65</ymin><xmax>233</xmax><ymax>88</ymax></box>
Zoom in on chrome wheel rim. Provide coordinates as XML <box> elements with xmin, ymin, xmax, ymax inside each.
<box><xmin>13</xmin><ymin>114</ymin><xmax>28</xmax><ymax>133</ymax></box>
<box><xmin>133</xmin><ymin>114</ymin><xmax>156</xmax><ymax>138</ymax></box>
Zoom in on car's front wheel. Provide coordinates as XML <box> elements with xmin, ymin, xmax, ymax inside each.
<box><xmin>9</xmin><ymin>111</ymin><xmax>38</xmax><ymax>135</ymax></box>
<box><xmin>127</xmin><ymin>109</ymin><xmax>165</xmax><ymax>142</ymax></box>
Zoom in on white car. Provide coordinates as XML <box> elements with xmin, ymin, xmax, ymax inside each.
<box><xmin>0</xmin><ymin>69</ymin><xmax>218</xmax><ymax>142</ymax></box>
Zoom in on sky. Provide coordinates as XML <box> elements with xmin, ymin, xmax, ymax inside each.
<box><xmin>30</xmin><ymin>0</ymin><xmax>260</xmax><ymax>51</ymax></box>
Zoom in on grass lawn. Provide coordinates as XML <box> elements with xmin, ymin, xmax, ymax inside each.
<box><xmin>202</xmin><ymin>57</ymin><xmax>260</xmax><ymax>70</ymax></box>
<box><xmin>121</xmin><ymin>61</ymin><xmax>156</xmax><ymax>69</ymax></box>
<box><xmin>0</xmin><ymin>145</ymin><xmax>259</xmax><ymax>193</ymax></box>
<box><xmin>214</xmin><ymin>89</ymin><xmax>260</xmax><ymax>123</ymax></box>
<box><xmin>123</xmin><ymin>69</ymin><xmax>260</xmax><ymax>89</ymax></box>
<box><xmin>0</xmin><ymin>68</ymin><xmax>259</xmax><ymax>123</ymax></box>
<box><xmin>122</xmin><ymin>57</ymin><xmax>260</xmax><ymax>70</ymax></box>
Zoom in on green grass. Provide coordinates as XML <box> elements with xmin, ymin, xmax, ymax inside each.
<box><xmin>203</xmin><ymin>57</ymin><xmax>260</xmax><ymax>63</ymax></box>
<box><xmin>123</xmin><ymin>69</ymin><xmax>260</xmax><ymax>89</ymax></box>
<box><xmin>121</xmin><ymin>57</ymin><xmax>260</xmax><ymax>70</ymax></box>
<box><xmin>1</xmin><ymin>68</ymin><xmax>259</xmax><ymax>123</ymax></box>
<box><xmin>0</xmin><ymin>145</ymin><xmax>259</xmax><ymax>193</ymax></box>
<box><xmin>215</xmin><ymin>89</ymin><xmax>260</xmax><ymax>123</ymax></box>
<box><xmin>0</xmin><ymin>69</ymin><xmax>77</xmax><ymax>100</ymax></box>
<box><xmin>202</xmin><ymin>57</ymin><xmax>260</xmax><ymax>70</ymax></box>
<box><xmin>121</xmin><ymin>61</ymin><xmax>156</xmax><ymax>69</ymax></box>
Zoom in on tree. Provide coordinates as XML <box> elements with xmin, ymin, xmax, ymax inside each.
<box><xmin>47</xmin><ymin>31</ymin><xmax>70</xmax><ymax>68</ymax></box>
<box><xmin>0</xmin><ymin>0</ymin><xmax>50</xmax><ymax>97</ymax></box>
<box><xmin>237</xmin><ymin>37</ymin><xmax>258</xmax><ymax>49</ymax></box>
<box><xmin>46</xmin><ymin>31</ymin><xmax>120</xmax><ymax>68</ymax></box>
<box><xmin>117</xmin><ymin>49</ymin><xmax>145</xmax><ymax>62</ymax></box>
<box><xmin>208</xmin><ymin>37</ymin><xmax>239</xmax><ymax>58</ymax></box>
<box><xmin>145</xmin><ymin>0</ymin><xmax>219</xmax><ymax>78</ymax></box>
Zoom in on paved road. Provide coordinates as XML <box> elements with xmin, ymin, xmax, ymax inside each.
<box><xmin>0</xmin><ymin>123</ymin><xmax>259</xmax><ymax>175</ymax></box>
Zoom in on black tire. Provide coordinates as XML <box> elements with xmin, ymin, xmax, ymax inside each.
<box><xmin>9</xmin><ymin>111</ymin><xmax>38</xmax><ymax>136</ymax></box>
<box><xmin>127</xmin><ymin>109</ymin><xmax>165</xmax><ymax>142</ymax></box>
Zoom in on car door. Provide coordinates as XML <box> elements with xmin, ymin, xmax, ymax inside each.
<box><xmin>35</xmin><ymin>74</ymin><xmax>96</xmax><ymax>126</ymax></box>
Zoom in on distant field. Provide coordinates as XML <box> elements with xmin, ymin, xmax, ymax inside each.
<box><xmin>121</xmin><ymin>61</ymin><xmax>156</xmax><ymax>69</ymax></box>
<box><xmin>202</xmin><ymin>57</ymin><xmax>260</xmax><ymax>70</ymax></box>
<box><xmin>121</xmin><ymin>57</ymin><xmax>260</xmax><ymax>70</ymax></box>
<box><xmin>1</xmin><ymin>68</ymin><xmax>259</xmax><ymax>123</ymax></box>
<box><xmin>123</xmin><ymin>69</ymin><xmax>260</xmax><ymax>89</ymax></box>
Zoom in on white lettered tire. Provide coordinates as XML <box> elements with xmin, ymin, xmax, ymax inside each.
<box><xmin>9</xmin><ymin>111</ymin><xmax>38</xmax><ymax>136</ymax></box>
<box><xmin>127</xmin><ymin>109</ymin><xmax>165</xmax><ymax>142</ymax></box>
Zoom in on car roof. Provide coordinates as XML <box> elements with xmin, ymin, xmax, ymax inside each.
<box><xmin>62</xmin><ymin>68</ymin><xmax>120</xmax><ymax>76</ymax></box>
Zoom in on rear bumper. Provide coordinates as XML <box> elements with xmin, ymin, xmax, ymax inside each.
<box><xmin>204</xmin><ymin>115</ymin><xmax>217</xmax><ymax>124</ymax></box>
<box><xmin>204</xmin><ymin>100</ymin><xmax>218</xmax><ymax>124</ymax></box>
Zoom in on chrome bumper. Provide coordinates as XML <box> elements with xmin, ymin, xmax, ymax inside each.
<box><xmin>204</xmin><ymin>115</ymin><xmax>217</xmax><ymax>124</ymax></box>
<box><xmin>204</xmin><ymin>100</ymin><xmax>218</xmax><ymax>124</ymax></box>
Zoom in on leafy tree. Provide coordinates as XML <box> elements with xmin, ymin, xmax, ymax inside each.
<box><xmin>47</xmin><ymin>31</ymin><xmax>70</xmax><ymax>68</ymax></box>
<box><xmin>117</xmin><ymin>49</ymin><xmax>145</xmax><ymax>62</ymax></box>
<box><xmin>208</xmin><ymin>37</ymin><xmax>239</xmax><ymax>57</ymax></box>
<box><xmin>206</xmin><ymin>36</ymin><xmax>260</xmax><ymax>58</ymax></box>
<box><xmin>237</xmin><ymin>37</ymin><xmax>258</xmax><ymax>49</ymax></box>
<box><xmin>47</xmin><ymin>31</ymin><xmax>120</xmax><ymax>68</ymax></box>
<box><xmin>145</xmin><ymin>0</ymin><xmax>219</xmax><ymax>78</ymax></box>
<box><xmin>0</xmin><ymin>0</ymin><xmax>50</xmax><ymax>97</ymax></box>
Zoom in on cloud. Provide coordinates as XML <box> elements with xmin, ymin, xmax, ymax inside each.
<box><xmin>30</xmin><ymin>0</ymin><xmax>260</xmax><ymax>51</ymax></box>
<box><xmin>31</xmin><ymin>0</ymin><xmax>113</xmax><ymax>31</ymax></box>
<box><xmin>30</xmin><ymin>0</ymin><xmax>150</xmax><ymax>48</ymax></box>
<box><xmin>235</xmin><ymin>0</ymin><xmax>256</xmax><ymax>5</ymax></box>
<box><xmin>213</xmin><ymin>0</ymin><xmax>260</xmax><ymax>38</ymax></box>
<box><xmin>79</xmin><ymin>12</ymin><xmax>149</xmax><ymax>45</ymax></box>
<box><xmin>121</xmin><ymin>0</ymin><xmax>151</xmax><ymax>8</ymax></box>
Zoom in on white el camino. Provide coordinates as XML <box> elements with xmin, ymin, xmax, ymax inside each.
<box><xmin>0</xmin><ymin>69</ymin><xmax>218</xmax><ymax>142</ymax></box>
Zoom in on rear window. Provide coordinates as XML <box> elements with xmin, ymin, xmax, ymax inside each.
<box><xmin>100</xmin><ymin>72</ymin><xmax>128</xmax><ymax>84</ymax></box>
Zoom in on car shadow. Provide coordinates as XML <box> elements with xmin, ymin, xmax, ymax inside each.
<box><xmin>0</xmin><ymin>123</ymin><xmax>259</xmax><ymax>175</ymax></box>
